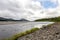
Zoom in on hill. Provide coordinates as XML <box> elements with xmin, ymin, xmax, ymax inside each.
<box><xmin>35</xmin><ymin>17</ymin><xmax>60</xmax><ymax>22</ymax></box>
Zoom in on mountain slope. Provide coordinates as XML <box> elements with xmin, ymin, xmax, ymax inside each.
<box><xmin>35</xmin><ymin>17</ymin><xmax>60</xmax><ymax>22</ymax></box>
<box><xmin>0</xmin><ymin>17</ymin><xmax>14</xmax><ymax>21</ymax></box>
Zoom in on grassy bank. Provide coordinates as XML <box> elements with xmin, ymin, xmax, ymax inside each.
<box><xmin>35</xmin><ymin>17</ymin><xmax>60</xmax><ymax>22</ymax></box>
<box><xmin>6</xmin><ymin>28</ymin><xmax>39</xmax><ymax>40</ymax></box>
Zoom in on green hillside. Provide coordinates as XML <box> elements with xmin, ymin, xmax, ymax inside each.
<box><xmin>35</xmin><ymin>17</ymin><xmax>60</xmax><ymax>22</ymax></box>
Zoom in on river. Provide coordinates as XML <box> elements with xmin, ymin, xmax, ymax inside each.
<box><xmin>0</xmin><ymin>21</ymin><xmax>54</xmax><ymax>39</ymax></box>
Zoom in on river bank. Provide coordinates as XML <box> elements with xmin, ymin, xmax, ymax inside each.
<box><xmin>18</xmin><ymin>22</ymin><xmax>60</xmax><ymax>40</ymax></box>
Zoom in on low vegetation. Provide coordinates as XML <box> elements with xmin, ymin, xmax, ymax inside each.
<box><xmin>35</xmin><ymin>17</ymin><xmax>60</xmax><ymax>22</ymax></box>
<box><xmin>7</xmin><ymin>28</ymin><xmax>39</xmax><ymax>40</ymax></box>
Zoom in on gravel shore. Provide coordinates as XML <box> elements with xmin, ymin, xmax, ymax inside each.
<box><xmin>18</xmin><ymin>22</ymin><xmax>60</xmax><ymax>40</ymax></box>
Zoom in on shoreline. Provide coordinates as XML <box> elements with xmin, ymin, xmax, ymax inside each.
<box><xmin>18</xmin><ymin>22</ymin><xmax>60</xmax><ymax>40</ymax></box>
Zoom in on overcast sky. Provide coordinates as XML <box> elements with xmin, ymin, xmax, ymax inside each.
<box><xmin>0</xmin><ymin>0</ymin><xmax>60</xmax><ymax>21</ymax></box>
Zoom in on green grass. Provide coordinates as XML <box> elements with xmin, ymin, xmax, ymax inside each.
<box><xmin>35</xmin><ymin>17</ymin><xmax>60</xmax><ymax>22</ymax></box>
<box><xmin>7</xmin><ymin>28</ymin><xmax>39</xmax><ymax>40</ymax></box>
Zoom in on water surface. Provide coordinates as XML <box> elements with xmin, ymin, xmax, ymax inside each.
<box><xmin>0</xmin><ymin>21</ymin><xmax>54</xmax><ymax>39</ymax></box>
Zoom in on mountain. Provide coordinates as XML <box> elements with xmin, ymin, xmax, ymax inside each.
<box><xmin>0</xmin><ymin>17</ymin><xmax>29</xmax><ymax>21</ymax></box>
<box><xmin>19</xmin><ymin>19</ymin><xmax>29</xmax><ymax>21</ymax></box>
<box><xmin>0</xmin><ymin>17</ymin><xmax>14</xmax><ymax>21</ymax></box>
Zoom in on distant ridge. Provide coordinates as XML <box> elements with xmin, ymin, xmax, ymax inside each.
<box><xmin>35</xmin><ymin>17</ymin><xmax>60</xmax><ymax>22</ymax></box>
<box><xmin>0</xmin><ymin>17</ymin><xmax>14</xmax><ymax>21</ymax></box>
<box><xmin>19</xmin><ymin>19</ymin><xmax>29</xmax><ymax>21</ymax></box>
<box><xmin>0</xmin><ymin>17</ymin><xmax>29</xmax><ymax>21</ymax></box>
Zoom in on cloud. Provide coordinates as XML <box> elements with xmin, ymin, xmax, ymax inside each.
<box><xmin>0</xmin><ymin>0</ymin><xmax>60</xmax><ymax>21</ymax></box>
